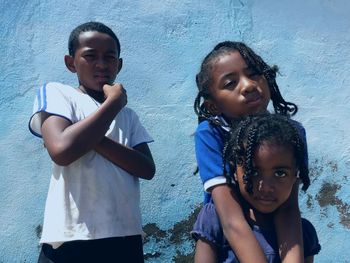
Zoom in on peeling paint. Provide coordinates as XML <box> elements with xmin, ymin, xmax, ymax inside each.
<box><xmin>143</xmin><ymin>206</ymin><xmax>202</xmax><ymax>261</ymax></box>
<box><xmin>173</xmin><ymin>249</ymin><xmax>195</xmax><ymax>263</ymax></box>
<box><xmin>143</xmin><ymin>223</ymin><xmax>167</xmax><ymax>243</ymax></box>
<box><xmin>327</xmin><ymin>160</ymin><xmax>338</xmax><ymax>173</ymax></box>
<box><xmin>169</xmin><ymin>205</ymin><xmax>202</xmax><ymax>244</ymax></box>
<box><xmin>316</xmin><ymin>182</ymin><xmax>340</xmax><ymax>207</ymax></box>
<box><xmin>306</xmin><ymin>193</ymin><xmax>313</xmax><ymax>209</ymax></box>
<box><xmin>327</xmin><ymin>223</ymin><xmax>334</xmax><ymax>229</ymax></box>
<box><xmin>339</xmin><ymin>203</ymin><xmax>350</xmax><ymax>229</ymax></box>
<box><xmin>309</xmin><ymin>159</ymin><xmax>324</xmax><ymax>182</ymax></box>
<box><xmin>35</xmin><ymin>224</ymin><xmax>42</xmax><ymax>239</ymax></box>
<box><xmin>144</xmin><ymin>251</ymin><xmax>162</xmax><ymax>260</ymax></box>
<box><xmin>316</xmin><ymin>182</ymin><xmax>350</xmax><ymax>228</ymax></box>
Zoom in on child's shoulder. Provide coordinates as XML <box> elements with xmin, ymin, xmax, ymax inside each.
<box><xmin>41</xmin><ymin>82</ymin><xmax>77</xmax><ymax>98</ymax></box>
<box><xmin>196</xmin><ymin>120</ymin><xmax>223</xmax><ymax>133</ymax></box>
<box><xmin>289</xmin><ymin>118</ymin><xmax>307</xmax><ymax>137</ymax></box>
<box><xmin>196</xmin><ymin>120</ymin><xmax>227</xmax><ymax>141</ymax></box>
<box><xmin>45</xmin><ymin>81</ymin><xmax>74</xmax><ymax>91</ymax></box>
<box><xmin>289</xmin><ymin>118</ymin><xmax>305</xmax><ymax>128</ymax></box>
<box><xmin>196</xmin><ymin>120</ymin><xmax>211</xmax><ymax>132</ymax></box>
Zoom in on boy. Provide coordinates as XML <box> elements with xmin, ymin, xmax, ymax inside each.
<box><xmin>29</xmin><ymin>22</ymin><xmax>155</xmax><ymax>262</ymax></box>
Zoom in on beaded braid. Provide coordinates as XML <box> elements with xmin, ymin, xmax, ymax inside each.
<box><xmin>290</xmin><ymin>124</ymin><xmax>310</xmax><ymax>191</ymax></box>
<box><xmin>194</xmin><ymin>41</ymin><xmax>298</xmax><ymax>127</ymax></box>
<box><xmin>222</xmin><ymin>119</ymin><xmax>250</xmax><ymax>185</ymax></box>
<box><xmin>223</xmin><ymin>113</ymin><xmax>310</xmax><ymax>194</ymax></box>
<box><xmin>242</xmin><ymin>126</ymin><xmax>258</xmax><ymax>194</ymax></box>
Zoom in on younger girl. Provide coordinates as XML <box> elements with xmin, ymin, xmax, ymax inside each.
<box><xmin>193</xmin><ymin>41</ymin><xmax>307</xmax><ymax>262</ymax></box>
<box><xmin>192</xmin><ymin>114</ymin><xmax>321</xmax><ymax>262</ymax></box>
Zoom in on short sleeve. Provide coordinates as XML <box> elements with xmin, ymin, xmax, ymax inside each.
<box><xmin>302</xmin><ymin>218</ymin><xmax>321</xmax><ymax>258</ymax></box>
<box><xmin>128</xmin><ymin>109</ymin><xmax>153</xmax><ymax>148</ymax></box>
<box><xmin>195</xmin><ymin>121</ymin><xmax>227</xmax><ymax>192</ymax></box>
<box><xmin>29</xmin><ymin>82</ymin><xmax>75</xmax><ymax>137</ymax></box>
<box><xmin>191</xmin><ymin>202</ymin><xmax>224</xmax><ymax>246</ymax></box>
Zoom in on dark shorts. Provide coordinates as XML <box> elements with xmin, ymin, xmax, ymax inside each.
<box><xmin>38</xmin><ymin>235</ymin><xmax>144</xmax><ymax>263</ymax></box>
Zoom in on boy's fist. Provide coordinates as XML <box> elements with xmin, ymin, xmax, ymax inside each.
<box><xmin>103</xmin><ymin>83</ymin><xmax>127</xmax><ymax>109</ymax></box>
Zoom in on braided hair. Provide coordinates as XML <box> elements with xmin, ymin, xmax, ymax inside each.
<box><xmin>223</xmin><ymin>113</ymin><xmax>310</xmax><ymax>194</ymax></box>
<box><xmin>194</xmin><ymin>41</ymin><xmax>298</xmax><ymax>126</ymax></box>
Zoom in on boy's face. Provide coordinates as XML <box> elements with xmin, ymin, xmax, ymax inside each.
<box><xmin>235</xmin><ymin>142</ymin><xmax>297</xmax><ymax>214</ymax></box>
<box><xmin>66</xmin><ymin>31</ymin><xmax>122</xmax><ymax>92</ymax></box>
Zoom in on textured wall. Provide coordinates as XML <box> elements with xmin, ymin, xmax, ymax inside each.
<box><xmin>0</xmin><ymin>0</ymin><xmax>349</xmax><ymax>262</ymax></box>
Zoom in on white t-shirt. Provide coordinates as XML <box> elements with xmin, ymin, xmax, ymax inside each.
<box><xmin>29</xmin><ymin>82</ymin><xmax>153</xmax><ymax>248</ymax></box>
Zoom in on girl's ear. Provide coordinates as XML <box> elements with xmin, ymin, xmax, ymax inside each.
<box><xmin>203</xmin><ymin>99</ymin><xmax>221</xmax><ymax>115</ymax></box>
<box><xmin>64</xmin><ymin>55</ymin><xmax>77</xmax><ymax>73</ymax></box>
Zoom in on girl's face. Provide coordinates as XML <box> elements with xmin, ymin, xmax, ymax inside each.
<box><xmin>206</xmin><ymin>51</ymin><xmax>270</xmax><ymax>119</ymax></box>
<box><xmin>235</xmin><ymin>142</ymin><xmax>298</xmax><ymax>214</ymax></box>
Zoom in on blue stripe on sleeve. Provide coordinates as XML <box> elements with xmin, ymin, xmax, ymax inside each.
<box><xmin>37</xmin><ymin>85</ymin><xmax>42</xmax><ymax>111</ymax></box>
<box><xmin>42</xmin><ymin>83</ymin><xmax>47</xmax><ymax>111</ymax></box>
<box><xmin>36</xmin><ymin>83</ymin><xmax>48</xmax><ymax>111</ymax></box>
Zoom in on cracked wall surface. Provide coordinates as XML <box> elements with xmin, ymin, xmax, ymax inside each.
<box><xmin>1</xmin><ymin>0</ymin><xmax>350</xmax><ymax>262</ymax></box>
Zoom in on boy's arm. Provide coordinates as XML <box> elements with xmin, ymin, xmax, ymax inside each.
<box><xmin>194</xmin><ymin>239</ymin><xmax>218</xmax><ymax>263</ymax></box>
<box><xmin>211</xmin><ymin>184</ymin><xmax>268</xmax><ymax>263</ymax></box>
<box><xmin>94</xmin><ymin>137</ymin><xmax>155</xmax><ymax>180</ymax></box>
<box><xmin>41</xmin><ymin>84</ymin><xmax>126</xmax><ymax>166</ymax></box>
<box><xmin>274</xmin><ymin>183</ymin><xmax>304</xmax><ymax>263</ymax></box>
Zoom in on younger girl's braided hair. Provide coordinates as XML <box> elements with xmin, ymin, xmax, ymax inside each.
<box><xmin>194</xmin><ymin>41</ymin><xmax>298</xmax><ymax>126</ymax></box>
<box><xmin>223</xmin><ymin>113</ymin><xmax>310</xmax><ymax>194</ymax></box>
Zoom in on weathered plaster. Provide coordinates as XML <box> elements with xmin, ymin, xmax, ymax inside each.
<box><xmin>1</xmin><ymin>0</ymin><xmax>350</xmax><ymax>262</ymax></box>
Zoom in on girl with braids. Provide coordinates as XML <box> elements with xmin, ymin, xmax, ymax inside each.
<box><xmin>192</xmin><ymin>114</ymin><xmax>321</xmax><ymax>263</ymax></box>
<box><xmin>192</xmin><ymin>41</ymin><xmax>308</xmax><ymax>262</ymax></box>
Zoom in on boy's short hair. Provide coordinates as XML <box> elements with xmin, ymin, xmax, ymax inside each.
<box><xmin>68</xmin><ymin>21</ymin><xmax>121</xmax><ymax>57</ymax></box>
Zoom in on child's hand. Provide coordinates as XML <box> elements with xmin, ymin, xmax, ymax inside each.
<box><xmin>103</xmin><ymin>83</ymin><xmax>127</xmax><ymax>109</ymax></box>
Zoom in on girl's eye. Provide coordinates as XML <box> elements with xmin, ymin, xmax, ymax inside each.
<box><xmin>223</xmin><ymin>80</ymin><xmax>237</xmax><ymax>89</ymax></box>
<box><xmin>248</xmin><ymin>71</ymin><xmax>262</xmax><ymax>79</ymax></box>
<box><xmin>274</xmin><ymin>170</ymin><xmax>287</xmax><ymax>178</ymax></box>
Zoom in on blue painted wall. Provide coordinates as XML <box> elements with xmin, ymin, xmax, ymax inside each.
<box><xmin>1</xmin><ymin>0</ymin><xmax>349</xmax><ymax>262</ymax></box>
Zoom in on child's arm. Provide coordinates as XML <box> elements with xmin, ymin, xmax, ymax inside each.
<box><xmin>274</xmin><ymin>183</ymin><xmax>304</xmax><ymax>263</ymax></box>
<box><xmin>195</xmin><ymin>125</ymin><xmax>267</xmax><ymax>263</ymax></box>
<box><xmin>211</xmin><ymin>184</ymin><xmax>268</xmax><ymax>263</ymax></box>
<box><xmin>194</xmin><ymin>239</ymin><xmax>218</xmax><ymax>263</ymax></box>
<box><xmin>41</xmin><ymin>84</ymin><xmax>126</xmax><ymax>166</ymax></box>
<box><xmin>94</xmin><ymin>137</ymin><xmax>155</xmax><ymax>180</ymax></box>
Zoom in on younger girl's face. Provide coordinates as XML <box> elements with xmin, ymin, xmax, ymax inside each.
<box><xmin>206</xmin><ymin>51</ymin><xmax>270</xmax><ymax>119</ymax></box>
<box><xmin>236</xmin><ymin>142</ymin><xmax>297</xmax><ymax>214</ymax></box>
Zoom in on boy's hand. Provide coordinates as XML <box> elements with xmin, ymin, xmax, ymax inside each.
<box><xmin>103</xmin><ymin>83</ymin><xmax>127</xmax><ymax>109</ymax></box>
